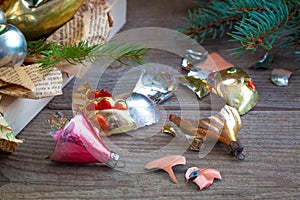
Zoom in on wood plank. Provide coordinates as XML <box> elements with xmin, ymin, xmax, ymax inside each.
<box><xmin>1</xmin><ymin>0</ymin><xmax>299</xmax><ymax>199</ymax></box>
<box><xmin>0</xmin><ymin>110</ymin><xmax>298</xmax><ymax>199</ymax></box>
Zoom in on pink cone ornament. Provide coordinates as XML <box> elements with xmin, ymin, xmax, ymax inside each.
<box><xmin>49</xmin><ymin>111</ymin><xmax>120</xmax><ymax>168</ymax></box>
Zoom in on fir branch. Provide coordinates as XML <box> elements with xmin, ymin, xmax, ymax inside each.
<box><xmin>182</xmin><ymin>0</ymin><xmax>300</xmax><ymax>57</ymax></box>
<box><xmin>27</xmin><ymin>40</ymin><xmax>149</xmax><ymax>69</ymax></box>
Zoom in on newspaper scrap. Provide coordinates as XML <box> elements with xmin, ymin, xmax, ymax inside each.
<box><xmin>0</xmin><ymin>0</ymin><xmax>112</xmax><ymax>139</ymax></box>
<box><xmin>0</xmin><ymin>114</ymin><xmax>23</xmax><ymax>152</ymax></box>
<box><xmin>0</xmin><ymin>64</ymin><xmax>63</xmax><ymax>99</ymax></box>
<box><xmin>0</xmin><ymin>0</ymin><xmax>112</xmax><ymax>100</ymax></box>
<box><xmin>47</xmin><ymin>0</ymin><xmax>113</xmax><ymax>78</ymax></box>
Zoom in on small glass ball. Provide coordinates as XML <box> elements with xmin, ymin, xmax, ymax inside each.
<box><xmin>0</xmin><ymin>23</ymin><xmax>27</xmax><ymax>68</ymax></box>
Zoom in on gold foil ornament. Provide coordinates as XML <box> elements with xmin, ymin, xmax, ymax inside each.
<box><xmin>208</xmin><ymin>67</ymin><xmax>259</xmax><ymax>115</ymax></box>
<box><xmin>1</xmin><ymin>0</ymin><xmax>84</xmax><ymax>40</ymax></box>
<box><xmin>177</xmin><ymin>76</ymin><xmax>210</xmax><ymax>99</ymax></box>
<box><xmin>168</xmin><ymin>105</ymin><xmax>245</xmax><ymax>160</ymax></box>
<box><xmin>162</xmin><ymin>124</ymin><xmax>177</xmax><ymax>137</ymax></box>
<box><xmin>47</xmin><ymin>112</ymin><xmax>69</xmax><ymax>131</ymax></box>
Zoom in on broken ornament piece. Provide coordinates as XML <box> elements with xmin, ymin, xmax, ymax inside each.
<box><xmin>169</xmin><ymin>105</ymin><xmax>245</xmax><ymax>160</ymax></box>
<box><xmin>48</xmin><ymin>112</ymin><xmax>69</xmax><ymax>131</ymax></box>
<box><xmin>178</xmin><ymin>67</ymin><xmax>259</xmax><ymax>115</ymax></box>
<box><xmin>185</xmin><ymin>167</ymin><xmax>222</xmax><ymax>190</ymax></box>
<box><xmin>133</xmin><ymin>70</ymin><xmax>177</xmax><ymax>104</ymax></box>
<box><xmin>72</xmin><ymin>82</ymin><xmax>160</xmax><ymax>136</ymax></box>
<box><xmin>126</xmin><ymin>93</ymin><xmax>160</xmax><ymax>127</ymax></box>
<box><xmin>181</xmin><ymin>49</ymin><xmax>208</xmax><ymax>71</ymax></box>
<box><xmin>162</xmin><ymin>124</ymin><xmax>177</xmax><ymax>137</ymax></box>
<box><xmin>271</xmin><ymin>68</ymin><xmax>292</xmax><ymax>86</ymax></box>
<box><xmin>144</xmin><ymin>155</ymin><xmax>186</xmax><ymax>184</ymax></box>
<box><xmin>177</xmin><ymin>75</ymin><xmax>211</xmax><ymax>99</ymax></box>
<box><xmin>49</xmin><ymin>111</ymin><xmax>120</xmax><ymax>168</ymax></box>
<box><xmin>208</xmin><ymin>67</ymin><xmax>259</xmax><ymax>115</ymax></box>
<box><xmin>251</xmin><ymin>53</ymin><xmax>273</xmax><ymax>70</ymax></box>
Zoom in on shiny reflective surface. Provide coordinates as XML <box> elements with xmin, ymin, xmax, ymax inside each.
<box><xmin>251</xmin><ymin>52</ymin><xmax>273</xmax><ymax>70</ymax></box>
<box><xmin>181</xmin><ymin>49</ymin><xmax>208</xmax><ymax>71</ymax></box>
<box><xmin>162</xmin><ymin>124</ymin><xmax>177</xmax><ymax>137</ymax></box>
<box><xmin>271</xmin><ymin>68</ymin><xmax>292</xmax><ymax>86</ymax></box>
<box><xmin>2</xmin><ymin>0</ymin><xmax>84</xmax><ymax>40</ymax></box>
<box><xmin>133</xmin><ymin>70</ymin><xmax>177</xmax><ymax>104</ymax></box>
<box><xmin>0</xmin><ymin>23</ymin><xmax>27</xmax><ymax>67</ymax></box>
<box><xmin>49</xmin><ymin>111</ymin><xmax>120</xmax><ymax>168</ymax></box>
<box><xmin>177</xmin><ymin>75</ymin><xmax>210</xmax><ymax>99</ymax></box>
<box><xmin>126</xmin><ymin>93</ymin><xmax>160</xmax><ymax>128</ymax></box>
<box><xmin>208</xmin><ymin>67</ymin><xmax>259</xmax><ymax>115</ymax></box>
<box><xmin>169</xmin><ymin>105</ymin><xmax>245</xmax><ymax>160</ymax></box>
<box><xmin>0</xmin><ymin>8</ymin><xmax>5</xmax><ymax>23</ymax></box>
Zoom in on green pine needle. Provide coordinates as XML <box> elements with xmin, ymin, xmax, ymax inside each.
<box><xmin>181</xmin><ymin>0</ymin><xmax>300</xmax><ymax>57</ymax></box>
<box><xmin>27</xmin><ymin>40</ymin><xmax>149</xmax><ymax>69</ymax></box>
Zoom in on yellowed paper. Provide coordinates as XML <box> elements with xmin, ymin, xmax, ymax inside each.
<box><xmin>23</xmin><ymin>67</ymin><xmax>63</xmax><ymax>99</ymax></box>
<box><xmin>48</xmin><ymin>1</ymin><xmax>112</xmax><ymax>77</ymax></box>
<box><xmin>0</xmin><ymin>65</ymin><xmax>63</xmax><ymax>99</ymax></box>
<box><xmin>0</xmin><ymin>66</ymin><xmax>34</xmax><ymax>90</ymax></box>
<box><xmin>0</xmin><ymin>114</ymin><xmax>23</xmax><ymax>152</ymax></box>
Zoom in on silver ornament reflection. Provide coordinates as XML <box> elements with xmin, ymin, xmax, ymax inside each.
<box><xmin>126</xmin><ymin>93</ymin><xmax>160</xmax><ymax>128</ymax></box>
<box><xmin>0</xmin><ymin>9</ymin><xmax>6</xmax><ymax>23</ymax></box>
<box><xmin>181</xmin><ymin>49</ymin><xmax>208</xmax><ymax>70</ymax></box>
<box><xmin>271</xmin><ymin>68</ymin><xmax>292</xmax><ymax>87</ymax></box>
<box><xmin>133</xmin><ymin>70</ymin><xmax>177</xmax><ymax>104</ymax></box>
<box><xmin>0</xmin><ymin>23</ymin><xmax>27</xmax><ymax>68</ymax></box>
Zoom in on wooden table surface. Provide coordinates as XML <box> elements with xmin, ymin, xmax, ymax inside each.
<box><xmin>1</xmin><ymin>0</ymin><xmax>299</xmax><ymax>199</ymax></box>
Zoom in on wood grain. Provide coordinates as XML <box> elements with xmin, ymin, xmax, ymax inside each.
<box><xmin>1</xmin><ymin>0</ymin><xmax>299</xmax><ymax>199</ymax></box>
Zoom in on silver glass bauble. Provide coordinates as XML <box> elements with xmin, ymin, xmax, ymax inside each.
<box><xmin>0</xmin><ymin>23</ymin><xmax>27</xmax><ymax>68</ymax></box>
<box><xmin>0</xmin><ymin>9</ymin><xmax>5</xmax><ymax>23</ymax></box>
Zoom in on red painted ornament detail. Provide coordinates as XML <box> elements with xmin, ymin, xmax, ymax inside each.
<box><xmin>247</xmin><ymin>79</ymin><xmax>256</xmax><ymax>90</ymax></box>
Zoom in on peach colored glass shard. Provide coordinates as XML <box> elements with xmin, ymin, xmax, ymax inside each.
<box><xmin>196</xmin><ymin>52</ymin><xmax>234</xmax><ymax>71</ymax></box>
<box><xmin>185</xmin><ymin>167</ymin><xmax>222</xmax><ymax>190</ymax></box>
<box><xmin>144</xmin><ymin>155</ymin><xmax>186</xmax><ymax>184</ymax></box>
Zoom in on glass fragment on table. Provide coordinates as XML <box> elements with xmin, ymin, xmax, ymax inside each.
<box><xmin>185</xmin><ymin>167</ymin><xmax>222</xmax><ymax>190</ymax></box>
<box><xmin>144</xmin><ymin>155</ymin><xmax>186</xmax><ymax>184</ymax></box>
<box><xmin>177</xmin><ymin>75</ymin><xmax>211</xmax><ymax>99</ymax></box>
<box><xmin>48</xmin><ymin>110</ymin><xmax>120</xmax><ymax>168</ymax></box>
<box><xmin>251</xmin><ymin>53</ymin><xmax>273</xmax><ymax>70</ymax></box>
<box><xmin>48</xmin><ymin>111</ymin><xmax>69</xmax><ymax>131</ymax></box>
<box><xmin>72</xmin><ymin>82</ymin><xmax>160</xmax><ymax>136</ymax></box>
<box><xmin>168</xmin><ymin>105</ymin><xmax>245</xmax><ymax>160</ymax></box>
<box><xmin>208</xmin><ymin>67</ymin><xmax>259</xmax><ymax>115</ymax></box>
<box><xmin>271</xmin><ymin>68</ymin><xmax>292</xmax><ymax>86</ymax></box>
<box><xmin>178</xmin><ymin>67</ymin><xmax>259</xmax><ymax>115</ymax></box>
<box><xmin>133</xmin><ymin>70</ymin><xmax>177</xmax><ymax>104</ymax></box>
<box><xmin>181</xmin><ymin>49</ymin><xmax>208</xmax><ymax>71</ymax></box>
